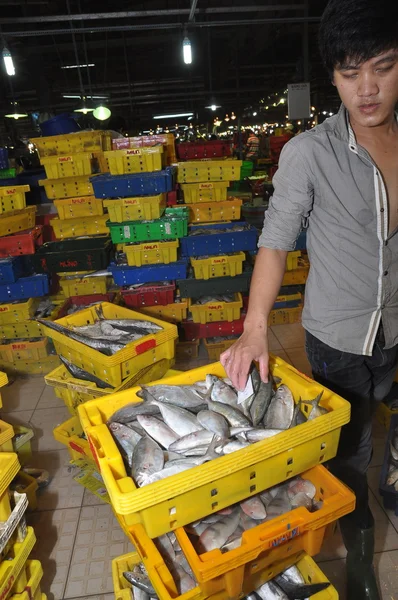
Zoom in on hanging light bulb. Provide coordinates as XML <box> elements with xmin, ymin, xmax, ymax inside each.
<box><xmin>93</xmin><ymin>105</ymin><xmax>111</xmax><ymax>121</ymax></box>
<box><xmin>74</xmin><ymin>96</ymin><xmax>95</xmax><ymax>114</ymax></box>
<box><xmin>225</xmin><ymin>114</ymin><xmax>230</xmax><ymax>122</ymax></box>
<box><xmin>253</xmin><ymin>111</ymin><xmax>257</xmax><ymax>116</ymax></box>
<box><xmin>231</xmin><ymin>112</ymin><xmax>236</xmax><ymax>120</ymax></box>
<box><xmin>183</xmin><ymin>34</ymin><xmax>192</xmax><ymax>65</ymax></box>
<box><xmin>2</xmin><ymin>45</ymin><xmax>15</xmax><ymax>76</ymax></box>
<box><xmin>5</xmin><ymin>101</ymin><xmax>28</xmax><ymax>119</ymax></box>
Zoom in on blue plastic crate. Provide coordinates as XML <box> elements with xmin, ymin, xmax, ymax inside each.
<box><xmin>180</xmin><ymin>222</ymin><xmax>258</xmax><ymax>257</ymax></box>
<box><xmin>0</xmin><ymin>257</ymin><xmax>25</xmax><ymax>284</ymax></box>
<box><xmin>0</xmin><ymin>148</ymin><xmax>8</xmax><ymax>171</ymax></box>
<box><xmin>273</xmin><ymin>299</ymin><xmax>303</xmax><ymax>309</ymax></box>
<box><xmin>109</xmin><ymin>260</ymin><xmax>188</xmax><ymax>286</ymax></box>
<box><xmin>379</xmin><ymin>413</ymin><xmax>398</xmax><ymax>516</ymax></box>
<box><xmin>0</xmin><ymin>274</ymin><xmax>49</xmax><ymax>302</ymax></box>
<box><xmin>91</xmin><ymin>167</ymin><xmax>176</xmax><ymax>199</ymax></box>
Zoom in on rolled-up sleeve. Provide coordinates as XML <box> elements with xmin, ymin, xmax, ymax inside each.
<box><xmin>258</xmin><ymin>137</ymin><xmax>314</xmax><ymax>251</ymax></box>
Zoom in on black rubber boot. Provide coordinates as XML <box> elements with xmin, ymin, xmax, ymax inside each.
<box><xmin>339</xmin><ymin>510</ymin><xmax>380</xmax><ymax>600</ymax></box>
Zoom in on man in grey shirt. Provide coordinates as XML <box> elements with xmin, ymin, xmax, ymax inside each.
<box><xmin>221</xmin><ymin>1</ymin><xmax>398</xmax><ymax>598</ymax></box>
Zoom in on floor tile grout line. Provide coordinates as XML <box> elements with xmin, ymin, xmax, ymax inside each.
<box><xmin>33</xmin><ymin>384</ymin><xmax>47</xmax><ymax>412</ymax></box>
<box><xmin>368</xmin><ymin>486</ymin><xmax>398</xmax><ymax>534</ymax></box>
<box><xmin>61</xmin><ymin>503</ymin><xmax>84</xmax><ymax>600</ymax></box>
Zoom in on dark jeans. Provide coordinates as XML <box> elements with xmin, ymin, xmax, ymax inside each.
<box><xmin>305</xmin><ymin>326</ymin><xmax>398</xmax><ymax>527</ymax></box>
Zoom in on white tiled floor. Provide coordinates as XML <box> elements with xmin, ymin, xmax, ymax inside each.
<box><xmin>1</xmin><ymin>322</ymin><xmax>397</xmax><ymax>599</ymax></box>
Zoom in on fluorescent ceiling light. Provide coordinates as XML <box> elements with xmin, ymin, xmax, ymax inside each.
<box><xmin>61</xmin><ymin>63</ymin><xmax>95</xmax><ymax>69</ymax></box>
<box><xmin>153</xmin><ymin>112</ymin><xmax>193</xmax><ymax>119</ymax></box>
<box><xmin>2</xmin><ymin>47</ymin><xmax>15</xmax><ymax>76</ymax></box>
<box><xmin>183</xmin><ymin>37</ymin><xmax>192</xmax><ymax>64</ymax></box>
<box><xmin>5</xmin><ymin>102</ymin><xmax>27</xmax><ymax>119</ymax></box>
<box><xmin>63</xmin><ymin>94</ymin><xmax>107</xmax><ymax>99</ymax></box>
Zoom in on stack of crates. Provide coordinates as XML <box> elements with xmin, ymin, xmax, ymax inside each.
<box><xmin>31</xmin><ymin>131</ymin><xmax>117</xmax><ymax>303</ymax></box>
<box><xmin>77</xmin><ymin>358</ymin><xmax>354</xmax><ymax>600</ymax></box>
<box><xmin>0</xmin><ymin>451</ymin><xmax>44</xmax><ymax>600</ymax></box>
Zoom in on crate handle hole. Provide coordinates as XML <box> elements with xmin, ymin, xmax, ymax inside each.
<box><xmin>308</xmin><ymin>575</ymin><xmax>312</xmax><ymax>583</ymax></box>
<box><xmin>251</xmin><ymin>563</ymin><xmax>258</xmax><ymax>570</ymax></box>
<box><xmin>250</xmin><ymin>485</ymin><xmax>256</xmax><ymax>493</ymax></box>
<box><xmin>319</xmin><ymin>454</ymin><xmax>325</xmax><ymax>462</ymax></box>
<box><xmin>287</xmin><ymin>457</ymin><xmax>293</xmax><ymax>465</ymax></box>
<box><xmin>286</xmin><ymin>470</ymin><xmax>292</xmax><ymax>478</ymax></box>
<box><xmin>211</xmin><ymin>488</ymin><xmax>218</xmax><ymax>497</ymax></box>
<box><xmin>320</xmin><ymin>442</ymin><xmax>326</xmax><ymax>450</ymax></box>
<box><xmin>169</xmin><ymin>507</ymin><xmax>176</xmax><ymax>516</ymax></box>
<box><xmin>170</xmin><ymin>520</ymin><xmax>177</xmax><ymax>528</ymax></box>
<box><xmin>211</xmin><ymin>502</ymin><xmax>218</xmax><ymax>510</ymax></box>
<box><xmin>320</xmin><ymin>486</ymin><xmax>324</xmax><ymax>496</ymax></box>
<box><xmin>250</xmin><ymin>471</ymin><xmax>256</xmax><ymax>480</ymax></box>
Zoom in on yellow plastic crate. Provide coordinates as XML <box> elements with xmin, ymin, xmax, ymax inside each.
<box><xmin>0</xmin><ymin>185</ymin><xmax>30</xmax><ymax>214</ymax></box>
<box><xmin>190</xmin><ymin>293</ymin><xmax>242</xmax><ymax>324</ymax></box>
<box><xmin>286</xmin><ymin>250</ymin><xmax>302</xmax><ymax>271</ymax></box>
<box><xmin>53</xmin><ymin>416</ymin><xmax>94</xmax><ymax>463</ymax></box>
<box><xmin>54</xmin><ymin>196</ymin><xmax>104</xmax><ymax>220</ymax></box>
<box><xmin>0</xmin><ymin>420</ymin><xmax>14</xmax><ymax>452</ymax></box>
<box><xmin>103</xmin><ymin>147</ymin><xmax>165</xmax><ymax>175</ymax></box>
<box><xmin>269</xmin><ymin>307</ymin><xmax>302</xmax><ymax>326</ymax></box>
<box><xmin>0</xmin><ymin>207</ymin><xmax>36</xmax><ymax>237</ymax></box>
<box><xmin>137</xmin><ymin>299</ymin><xmax>189</xmax><ymax>324</ymax></box>
<box><xmin>104</xmin><ymin>193</ymin><xmax>166</xmax><ymax>222</ymax></box>
<box><xmin>0</xmin><ymin>298</ymin><xmax>40</xmax><ymax>326</ymax></box>
<box><xmin>31</xmin><ymin>131</ymin><xmax>113</xmax><ymax>157</ymax></box>
<box><xmin>41</xmin><ymin>302</ymin><xmax>178</xmax><ymax>387</ymax></box>
<box><xmin>0</xmin><ymin>453</ymin><xmax>20</xmax><ymax>522</ymax></box>
<box><xmin>0</xmin><ymin>338</ymin><xmax>49</xmax><ymax>362</ymax></box>
<box><xmin>376</xmin><ymin>401</ymin><xmax>398</xmax><ymax>431</ymax></box>
<box><xmin>177</xmin><ymin>160</ymin><xmax>242</xmax><ymax>183</ymax></box>
<box><xmin>181</xmin><ymin>181</ymin><xmax>229</xmax><ymax>204</ymax></box>
<box><xmin>59</xmin><ymin>274</ymin><xmax>109</xmax><ymax>297</ymax></box>
<box><xmin>12</xmin><ymin>426</ymin><xmax>33</xmax><ymax>467</ymax></box>
<box><xmin>0</xmin><ymin>527</ymin><xmax>36</xmax><ymax>599</ymax></box>
<box><xmin>0</xmin><ymin>371</ymin><xmax>7</xmax><ymax>388</ymax></box>
<box><xmin>50</xmin><ymin>360</ymin><xmax>174</xmax><ymax>415</ymax></box>
<box><xmin>204</xmin><ymin>336</ymin><xmax>238</xmax><ymax>361</ymax></box>
<box><xmin>40</xmin><ymin>152</ymin><xmax>94</xmax><ymax>179</ymax></box>
<box><xmin>190</xmin><ymin>252</ymin><xmax>245</xmax><ymax>280</ymax></box>
<box><xmin>123</xmin><ymin>239</ymin><xmax>179</xmax><ymax>267</ymax></box>
<box><xmin>51</xmin><ymin>214</ymin><xmax>109</xmax><ymax>239</ymax></box>
<box><xmin>9</xmin><ymin>559</ymin><xmax>43</xmax><ymax>600</ymax></box>
<box><xmin>78</xmin><ymin>356</ymin><xmax>351</xmax><ymax>538</ymax></box>
<box><xmin>11</xmin><ymin>471</ymin><xmax>38</xmax><ymax>511</ymax></box>
<box><xmin>38</xmin><ymin>175</ymin><xmax>94</xmax><ymax>200</ymax></box>
<box><xmin>0</xmin><ymin>321</ymin><xmax>45</xmax><ymax>340</ymax></box>
<box><xmin>187</xmin><ymin>199</ymin><xmax>242</xmax><ymax>223</ymax></box>
<box><xmin>0</xmin><ymin>355</ymin><xmax>60</xmax><ymax>377</ymax></box>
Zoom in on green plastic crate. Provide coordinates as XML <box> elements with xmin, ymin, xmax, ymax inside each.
<box><xmin>107</xmin><ymin>216</ymin><xmax>188</xmax><ymax>244</ymax></box>
<box><xmin>0</xmin><ymin>168</ymin><xmax>16</xmax><ymax>179</ymax></box>
<box><xmin>165</xmin><ymin>206</ymin><xmax>190</xmax><ymax>219</ymax></box>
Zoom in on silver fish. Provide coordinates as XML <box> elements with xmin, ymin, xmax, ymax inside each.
<box><xmin>290</xmin><ymin>492</ymin><xmax>313</xmax><ymax>510</ymax></box>
<box><xmin>301</xmin><ymin>392</ymin><xmax>328</xmax><ymax>421</ymax></box>
<box><xmin>109</xmin><ymin>423</ymin><xmax>142</xmax><ymax>469</ymax></box>
<box><xmin>266</xmin><ymin>492</ymin><xmax>292</xmax><ymax>518</ymax></box>
<box><xmin>95</xmin><ymin>305</ymin><xmax>162</xmax><ymax>332</ymax></box>
<box><xmin>257</xmin><ymin>581</ymin><xmax>289</xmax><ymax>600</ymax></box>
<box><xmin>287</xmin><ymin>478</ymin><xmax>316</xmax><ymax>499</ymax></box>
<box><xmin>123</xmin><ymin>572</ymin><xmax>158</xmax><ymax>597</ymax></box>
<box><xmin>132</xmin><ymin>436</ymin><xmax>164</xmax><ymax>486</ymax></box>
<box><xmin>150</xmin><ymin>401</ymin><xmax>203</xmax><ymax>437</ymax></box>
<box><xmin>277</xmin><ymin>565</ymin><xmax>304</xmax><ymax>585</ymax></box>
<box><xmin>108</xmin><ymin>402</ymin><xmax>160</xmax><ymax>424</ymax></box>
<box><xmin>136</xmin><ymin>415</ymin><xmax>179</xmax><ymax>449</ymax></box>
<box><xmin>250</xmin><ymin>380</ymin><xmax>274</xmax><ymax>426</ymax></box>
<box><xmin>143</xmin><ymin>462</ymin><xmax>195</xmax><ymax>485</ymax></box>
<box><xmin>197</xmin><ymin>410</ymin><xmax>229</xmax><ymax>439</ymax></box>
<box><xmin>59</xmin><ymin>356</ymin><xmax>114</xmax><ymax>389</ymax></box>
<box><xmin>139</xmin><ymin>385</ymin><xmax>205</xmax><ymax>409</ymax></box>
<box><xmin>155</xmin><ymin>534</ymin><xmax>176</xmax><ymax>565</ymax></box>
<box><xmin>245</xmin><ymin>429</ymin><xmax>284</xmax><ymax>442</ymax></box>
<box><xmin>37</xmin><ymin>319</ymin><xmax>125</xmax><ymax>355</ymax></box>
<box><xmin>207</xmin><ymin>398</ymin><xmax>250</xmax><ymax>427</ymax></box>
<box><xmin>263</xmin><ymin>385</ymin><xmax>294</xmax><ymax>430</ymax></box>
<box><xmin>199</xmin><ymin>509</ymin><xmax>241</xmax><ymax>552</ymax></box>
<box><xmin>171</xmin><ymin>564</ymin><xmax>196</xmax><ymax>594</ymax></box>
<box><xmin>207</xmin><ymin>376</ymin><xmax>239</xmax><ymax>406</ymax></box>
<box><xmin>169</xmin><ymin>430</ymin><xmax>215</xmax><ymax>453</ymax></box>
<box><xmin>222</xmin><ymin>440</ymin><xmax>250</xmax><ymax>454</ymax></box>
<box><xmin>240</xmin><ymin>496</ymin><xmax>267</xmax><ymax>520</ymax></box>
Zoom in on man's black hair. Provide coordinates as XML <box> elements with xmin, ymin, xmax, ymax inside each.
<box><xmin>319</xmin><ymin>0</ymin><xmax>398</xmax><ymax>77</ymax></box>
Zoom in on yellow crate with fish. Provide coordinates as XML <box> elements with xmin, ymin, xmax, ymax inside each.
<box><xmin>39</xmin><ymin>302</ymin><xmax>178</xmax><ymax>387</ymax></box>
<box><xmin>137</xmin><ymin>300</ymin><xmax>189</xmax><ymax>324</ymax></box>
<box><xmin>104</xmin><ymin>193</ymin><xmax>166</xmax><ymax>222</ymax></box>
<box><xmin>190</xmin><ymin>253</ymin><xmax>245</xmax><ymax>280</ymax></box>
<box><xmin>177</xmin><ymin>160</ymin><xmax>242</xmax><ymax>184</ymax></box>
<box><xmin>0</xmin><ymin>296</ymin><xmax>65</xmax><ymax>339</ymax></box>
<box><xmin>39</xmin><ymin>152</ymin><xmax>95</xmax><ymax>179</ymax></box>
<box><xmin>53</xmin><ymin>196</ymin><xmax>104</xmax><ymax>220</ymax></box>
<box><xmin>190</xmin><ymin>294</ymin><xmax>242</xmax><ymax>324</ymax></box>
<box><xmin>123</xmin><ymin>239</ymin><xmax>179</xmax><ymax>267</ymax></box>
<box><xmin>38</xmin><ymin>175</ymin><xmax>94</xmax><ymax>200</ymax></box>
<box><xmin>78</xmin><ymin>356</ymin><xmax>351</xmax><ymax>538</ymax></box>
<box><xmin>0</xmin><ymin>338</ymin><xmax>49</xmax><ymax>362</ymax></box>
<box><xmin>268</xmin><ymin>307</ymin><xmax>303</xmax><ymax>326</ymax></box>
<box><xmin>0</xmin><ymin>420</ymin><xmax>14</xmax><ymax>452</ymax></box>
<box><xmin>204</xmin><ymin>337</ymin><xmax>239</xmax><ymax>361</ymax></box>
<box><xmin>376</xmin><ymin>400</ymin><xmax>398</xmax><ymax>431</ymax></box>
<box><xmin>0</xmin><ymin>452</ymin><xmax>20</xmax><ymax>522</ymax></box>
<box><xmin>51</xmin><ymin>214</ymin><xmax>109</xmax><ymax>239</ymax></box>
<box><xmin>187</xmin><ymin>200</ymin><xmax>242</xmax><ymax>224</ymax></box>
<box><xmin>31</xmin><ymin>131</ymin><xmax>113</xmax><ymax>157</ymax></box>
<box><xmin>8</xmin><ymin>559</ymin><xmax>44</xmax><ymax>600</ymax></box>
<box><xmin>0</xmin><ymin>207</ymin><xmax>36</xmax><ymax>237</ymax></box>
<box><xmin>59</xmin><ymin>273</ymin><xmax>109</xmax><ymax>297</ymax></box>
<box><xmin>0</xmin><ymin>298</ymin><xmax>40</xmax><ymax>326</ymax></box>
<box><xmin>48</xmin><ymin>359</ymin><xmax>175</xmax><ymax>415</ymax></box>
<box><xmin>0</xmin><ymin>354</ymin><xmax>60</xmax><ymax>376</ymax></box>
<box><xmin>0</xmin><ymin>185</ymin><xmax>30</xmax><ymax>214</ymax></box>
<box><xmin>0</xmin><ymin>527</ymin><xmax>36</xmax><ymax>600</ymax></box>
<box><xmin>103</xmin><ymin>147</ymin><xmax>165</xmax><ymax>175</ymax></box>
<box><xmin>11</xmin><ymin>470</ymin><xmax>38</xmax><ymax>511</ymax></box>
<box><xmin>181</xmin><ymin>182</ymin><xmax>229</xmax><ymax>204</ymax></box>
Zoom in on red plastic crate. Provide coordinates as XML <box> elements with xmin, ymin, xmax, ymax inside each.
<box><xmin>0</xmin><ymin>226</ymin><xmax>43</xmax><ymax>257</ymax></box>
<box><xmin>35</xmin><ymin>214</ymin><xmax>57</xmax><ymax>242</ymax></box>
<box><xmin>121</xmin><ymin>282</ymin><xmax>175</xmax><ymax>307</ymax></box>
<box><xmin>166</xmin><ymin>190</ymin><xmax>177</xmax><ymax>206</ymax></box>
<box><xmin>181</xmin><ymin>314</ymin><xmax>246</xmax><ymax>340</ymax></box>
<box><xmin>177</xmin><ymin>141</ymin><xmax>232</xmax><ymax>161</ymax></box>
<box><xmin>70</xmin><ymin>292</ymin><xmax>117</xmax><ymax>305</ymax></box>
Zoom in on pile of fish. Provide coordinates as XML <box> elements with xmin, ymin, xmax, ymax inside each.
<box><xmin>192</xmin><ymin>294</ymin><xmax>235</xmax><ymax>305</ymax></box>
<box><xmin>185</xmin><ymin>476</ymin><xmax>321</xmax><ymax>554</ymax></box>
<box><xmin>36</xmin><ymin>305</ymin><xmax>163</xmax><ymax>356</ymax></box>
<box><xmin>386</xmin><ymin>426</ymin><xmax>398</xmax><ymax>491</ymax></box>
<box><xmin>34</xmin><ymin>297</ymin><xmax>58</xmax><ymax>319</ymax></box>
<box><xmin>189</xmin><ymin>224</ymin><xmax>250</xmax><ymax>236</ymax></box>
<box><xmin>123</xmin><ymin>558</ymin><xmax>330</xmax><ymax>599</ymax></box>
<box><xmin>108</xmin><ymin>368</ymin><xmax>328</xmax><ymax>487</ymax></box>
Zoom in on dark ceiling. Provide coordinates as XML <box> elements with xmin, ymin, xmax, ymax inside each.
<box><xmin>0</xmin><ymin>0</ymin><xmax>339</xmax><ymax>133</ymax></box>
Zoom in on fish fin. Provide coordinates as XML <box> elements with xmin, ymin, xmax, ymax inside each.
<box><xmin>204</xmin><ymin>435</ymin><xmax>220</xmax><ymax>460</ymax></box>
<box><xmin>95</xmin><ymin>304</ymin><xmax>105</xmax><ymax>321</ymax></box>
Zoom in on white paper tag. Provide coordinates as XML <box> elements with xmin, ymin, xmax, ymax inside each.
<box><xmin>238</xmin><ymin>375</ymin><xmax>254</xmax><ymax>404</ymax></box>
<box><xmin>123</xmin><ymin>225</ymin><xmax>131</xmax><ymax>239</ymax></box>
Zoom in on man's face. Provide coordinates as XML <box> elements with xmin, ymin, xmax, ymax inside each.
<box><xmin>333</xmin><ymin>50</ymin><xmax>398</xmax><ymax>127</ymax></box>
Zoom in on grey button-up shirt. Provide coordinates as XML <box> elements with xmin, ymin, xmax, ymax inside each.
<box><xmin>258</xmin><ymin>104</ymin><xmax>398</xmax><ymax>356</ymax></box>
